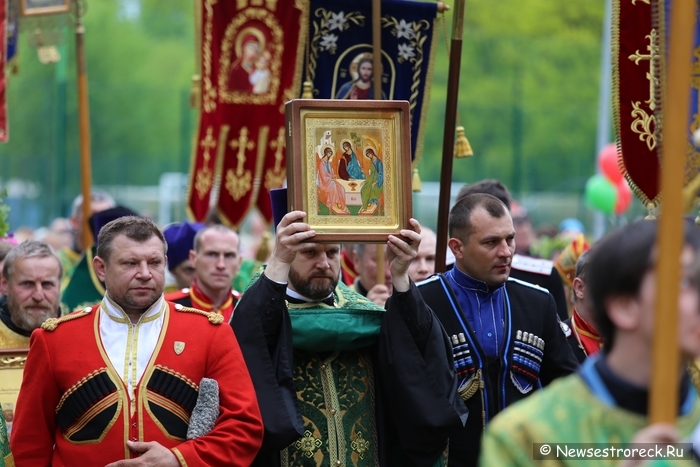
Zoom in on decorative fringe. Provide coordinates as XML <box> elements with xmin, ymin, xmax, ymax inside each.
<box><xmin>683</xmin><ymin>172</ymin><xmax>700</xmax><ymax>213</ymax></box>
<box><xmin>454</xmin><ymin>126</ymin><xmax>473</xmax><ymax>158</ymax></box>
<box><xmin>412</xmin><ymin>167</ymin><xmax>422</xmax><ymax>192</ymax></box>
<box><xmin>301</xmin><ymin>81</ymin><xmax>313</xmax><ymax>99</ymax></box>
<box><xmin>189</xmin><ymin>75</ymin><xmax>201</xmax><ymax>109</ymax></box>
<box><xmin>256</xmin><ymin>231</ymin><xmax>271</xmax><ymax>262</ymax></box>
<box><xmin>644</xmin><ymin>202</ymin><xmax>656</xmax><ymax>220</ymax></box>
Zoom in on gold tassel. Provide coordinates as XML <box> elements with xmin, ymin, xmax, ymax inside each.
<box><xmin>644</xmin><ymin>202</ymin><xmax>656</xmax><ymax>220</ymax></box>
<box><xmin>189</xmin><ymin>74</ymin><xmax>201</xmax><ymax>109</ymax></box>
<box><xmin>256</xmin><ymin>231</ymin><xmax>272</xmax><ymax>263</ymax></box>
<box><xmin>454</xmin><ymin>126</ymin><xmax>473</xmax><ymax>158</ymax></box>
<box><xmin>301</xmin><ymin>81</ymin><xmax>314</xmax><ymax>99</ymax></box>
<box><xmin>412</xmin><ymin>167</ymin><xmax>422</xmax><ymax>192</ymax></box>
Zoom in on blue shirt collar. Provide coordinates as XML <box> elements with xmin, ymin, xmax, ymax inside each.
<box><xmin>448</xmin><ymin>266</ymin><xmax>505</xmax><ymax>295</ymax></box>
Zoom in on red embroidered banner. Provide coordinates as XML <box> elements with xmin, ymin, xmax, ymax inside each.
<box><xmin>0</xmin><ymin>0</ymin><xmax>7</xmax><ymax>143</ymax></box>
<box><xmin>612</xmin><ymin>0</ymin><xmax>662</xmax><ymax>206</ymax></box>
<box><xmin>187</xmin><ymin>0</ymin><xmax>305</xmax><ymax>227</ymax></box>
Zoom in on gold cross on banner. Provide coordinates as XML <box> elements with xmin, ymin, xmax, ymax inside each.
<box><xmin>265</xmin><ymin>126</ymin><xmax>286</xmax><ymax>190</ymax></box>
<box><xmin>226</xmin><ymin>127</ymin><xmax>255</xmax><ymax>201</ymax></box>
<box><xmin>628</xmin><ymin>29</ymin><xmax>659</xmax><ymax>150</ymax></box>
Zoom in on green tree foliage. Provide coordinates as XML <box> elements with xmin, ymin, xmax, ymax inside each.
<box><xmin>0</xmin><ymin>0</ymin><xmax>605</xmax><ymax>225</ymax></box>
<box><xmin>420</xmin><ymin>0</ymin><xmax>605</xmax><ymax>196</ymax></box>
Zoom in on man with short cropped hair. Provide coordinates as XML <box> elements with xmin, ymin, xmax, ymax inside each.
<box><xmin>165</xmin><ymin>224</ymin><xmax>242</xmax><ymax>323</ymax></box>
<box><xmin>0</xmin><ymin>240</ymin><xmax>62</xmax><ymax>349</ymax></box>
<box><xmin>11</xmin><ymin>216</ymin><xmax>263</xmax><ymax>466</ymax></box>
<box><xmin>418</xmin><ymin>193</ymin><xmax>577</xmax><ymax>467</ymax></box>
<box><xmin>480</xmin><ymin>220</ymin><xmax>700</xmax><ymax>467</ymax></box>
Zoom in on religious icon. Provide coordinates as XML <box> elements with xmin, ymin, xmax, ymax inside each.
<box><xmin>21</xmin><ymin>0</ymin><xmax>70</xmax><ymax>16</ymax></box>
<box><xmin>285</xmin><ymin>99</ymin><xmax>412</xmax><ymax>243</ymax></box>
<box><xmin>335</xmin><ymin>52</ymin><xmax>387</xmax><ymax>100</ymax></box>
<box><xmin>218</xmin><ymin>16</ymin><xmax>281</xmax><ymax>105</ymax></box>
<box><xmin>227</xmin><ymin>28</ymin><xmax>267</xmax><ymax>93</ymax></box>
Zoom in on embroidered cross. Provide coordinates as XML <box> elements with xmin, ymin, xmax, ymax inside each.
<box><xmin>225</xmin><ymin>127</ymin><xmax>255</xmax><ymax>201</ymax></box>
<box><xmin>628</xmin><ymin>29</ymin><xmax>659</xmax><ymax>150</ymax></box>
<box><xmin>265</xmin><ymin>126</ymin><xmax>286</xmax><ymax>190</ymax></box>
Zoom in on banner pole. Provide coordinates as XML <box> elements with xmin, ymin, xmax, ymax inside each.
<box><xmin>75</xmin><ymin>1</ymin><xmax>93</xmax><ymax>250</ymax></box>
<box><xmin>435</xmin><ymin>0</ymin><xmax>465</xmax><ymax>273</ymax></box>
<box><xmin>649</xmin><ymin>0</ymin><xmax>696</xmax><ymax>423</ymax></box>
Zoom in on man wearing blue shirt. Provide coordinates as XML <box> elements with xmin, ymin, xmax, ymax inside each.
<box><xmin>418</xmin><ymin>193</ymin><xmax>578</xmax><ymax>467</ymax></box>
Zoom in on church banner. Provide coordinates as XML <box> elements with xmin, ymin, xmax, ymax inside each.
<box><xmin>304</xmin><ymin>0</ymin><xmax>438</xmax><ymax>164</ymax></box>
<box><xmin>612</xmin><ymin>0</ymin><xmax>662</xmax><ymax>206</ymax></box>
<box><xmin>187</xmin><ymin>0</ymin><xmax>306</xmax><ymax>227</ymax></box>
<box><xmin>613</xmin><ymin>0</ymin><xmax>700</xmax><ymax>207</ymax></box>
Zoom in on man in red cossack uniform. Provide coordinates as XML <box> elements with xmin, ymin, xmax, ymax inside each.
<box><xmin>166</xmin><ymin>225</ymin><xmax>242</xmax><ymax>324</ymax></box>
<box><xmin>10</xmin><ymin>216</ymin><xmax>263</xmax><ymax>466</ymax></box>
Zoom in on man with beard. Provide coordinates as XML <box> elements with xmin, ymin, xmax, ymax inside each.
<box><xmin>231</xmin><ymin>210</ymin><xmax>467</xmax><ymax>467</ymax></box>
<box><xmin>11</xmin><ymin>216</ymin><xmax>263</xmax><ymax>466</ymax></box>
<box><xmin>417</xmin><ymin>193</ymin><xmax>578</xmax><ymax>467</ymax></box>
<box><xmin>0</xmin><ymin>240</ymin><xmax>62</xmax><ymax>349</ymax></box>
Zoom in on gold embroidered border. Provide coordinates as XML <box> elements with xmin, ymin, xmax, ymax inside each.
<box><xmin>173</xmin><ymin>447</ymin><xmax>189</xmax><ymax>467</ymax></box>
<box><xmin>413</xmin><ymin>17</ymin><xmax>439</xmax><ymax>168</ymax></box>
<box><xmin>63</xmin><ymin>392</ymin><xmax>120</xmax><ymax>442</ymax></box>
<box><xmin>319</xmin><ymin>352</ymin><xmax>344</xmax><ymax>465</ymax></box>
<box><xmin>202</xmin><ymin>0</ymin><xmax>217</xmax><ymax>113</ymax></box>
<box><xmin>56</xmin><ymin>368</ymin><xmax>110</xmax><ymax>412</ymax></box>
<box><xmin>138</xmin><ymin>305</ymin><xmax>170</xmax><ymax>441</ymax></box>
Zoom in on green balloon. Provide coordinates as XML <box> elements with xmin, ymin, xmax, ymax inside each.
<box><xmin>584</xmin><ymin>174</ymin><xmax>617</xmax><ymax>214</ymax></box>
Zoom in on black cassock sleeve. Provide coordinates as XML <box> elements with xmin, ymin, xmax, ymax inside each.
<box><xmin>378</xmin><ymin>281</ymin><xmax>468</xmax><ymax>467</ymax></box>
<box><xmin>230</xmin><ymin>274</ymin><xmax>303</xmax><ymax>464</ymax></box>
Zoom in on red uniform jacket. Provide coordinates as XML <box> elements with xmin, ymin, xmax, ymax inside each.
<box><xmin>10</xmin><ymin>301</ymin><xmax>263</xmax><ymax>466</ymax></box>
<box><xmin>165</xmin><ymin>282</ymin><xmax>241</xmax><ymax>324</ymax></box>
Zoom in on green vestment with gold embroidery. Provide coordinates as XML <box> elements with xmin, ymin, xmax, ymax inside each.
<box><xmin>233</xmin><ymin>272</ymin><xmax>457</xmax><ymax>467</ymax></box>
<box><xmin>1</xmin><ymin>413</ymin><xmax>11</xmax><ymax>467</ymax></box>
<box><xmin>480</xmin><ymin>371</ymin><xmax>700</xmax><ymax>467</ymax></box>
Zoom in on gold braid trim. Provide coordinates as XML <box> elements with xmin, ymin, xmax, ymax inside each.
<box><xmin>458</xmin><ymin>369</ymin><xmax>483</xmax><ymax>401</ymax></box>
<box><xmin>42</xmin><ymin>308</ymin><xmax>92</xmax><ymax>331</ymax></box>
<box><xmin>4</xmin><ymin>453</ymin><xmax>15</xmax><ymax>467</ymax></box>
<box><xmin>56</xmin><ymin>367</ymin><xmax>108</xmax><ymax>412</ymax></box>
<box><xmin>174</xmin><ymin>305</ymin><xmax>224</xmax><ymax>325</ymax></box>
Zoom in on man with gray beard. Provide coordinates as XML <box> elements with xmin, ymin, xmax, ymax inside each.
<box><xmin>0</xmin><ymin>240</ymin><xmax>62</xmax><ymax>349</ymax></box>
<box><xmin>232</xmin><ymin>211</ymin><xmax>466</xmax><ymax>467</ymax></box>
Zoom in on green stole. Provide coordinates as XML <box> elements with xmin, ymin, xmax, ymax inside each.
<box><xmin>257</xmin><ymin>273</ymin><xmax>385</xmax><ymax>467</ymax></box>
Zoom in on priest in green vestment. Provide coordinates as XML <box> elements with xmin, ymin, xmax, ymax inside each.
<box><xmin>480</xmin><ymin>220</ymin><xmax>700</xmax><ymax>467</ymax></box>
<box><xmin>232</xmin><ymin>210</ymin><xmax>467</xmax><ymax>467</ymax></box>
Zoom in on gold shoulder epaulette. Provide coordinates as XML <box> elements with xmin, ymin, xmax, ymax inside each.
<box><xmin>42</xmin><ymin>307</ymin><xmax>94</xmax><ymax>332</ymax></box>
<box><xmin>173</xmin><ymin>303</ymin><xmax>224</xmax><ymax>325</ymax></box>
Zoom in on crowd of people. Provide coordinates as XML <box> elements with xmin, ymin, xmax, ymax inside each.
<box><xmin>0</xmin><ymin>178</ymin><xmax>697</xmax><ymax>467</ymax></box>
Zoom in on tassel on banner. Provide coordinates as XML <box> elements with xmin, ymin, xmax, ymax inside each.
<box><xmin>644</xmin><ymin>202</ymin><xmax>656</xmax><ymax>220</ymax></box>
<box><xmin>256</xmin><ymin>231</ymin><xmax>272</xmax><ymax>262</ymax></box>
<box><xmin>189</xmin><ymin>75</ymin><xmax>201</xmax><ymax>109</ymax></box>
<box><xmin>412</xmin><ymin>167</ymin><xmax>422</xmax><ymax>192</ymax></box>
<box><xmin>301</xmin><ymin>81</ymin><xmax>313</xmax><ymax>99</ymax></box>
<box><xmin>454</xmin><ymin>126</ymin><xmax>473</xmax><ymax>158</ymax></box>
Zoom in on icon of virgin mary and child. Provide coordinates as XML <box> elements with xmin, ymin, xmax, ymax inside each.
<box><xmin>227</xmin><ymin>28</ymin><xmax>271</xmax><ymax>95</ymax></box>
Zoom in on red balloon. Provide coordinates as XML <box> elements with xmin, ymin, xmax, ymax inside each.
<box><xmin>614</xmin><ymin>179</ymin><xmax>633</xmax><ymax>215</ymax></box>
<box><xmin>598</xmin><ymin>143</ymin><xmax>624</xmax><ymax>184</ymax></box>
